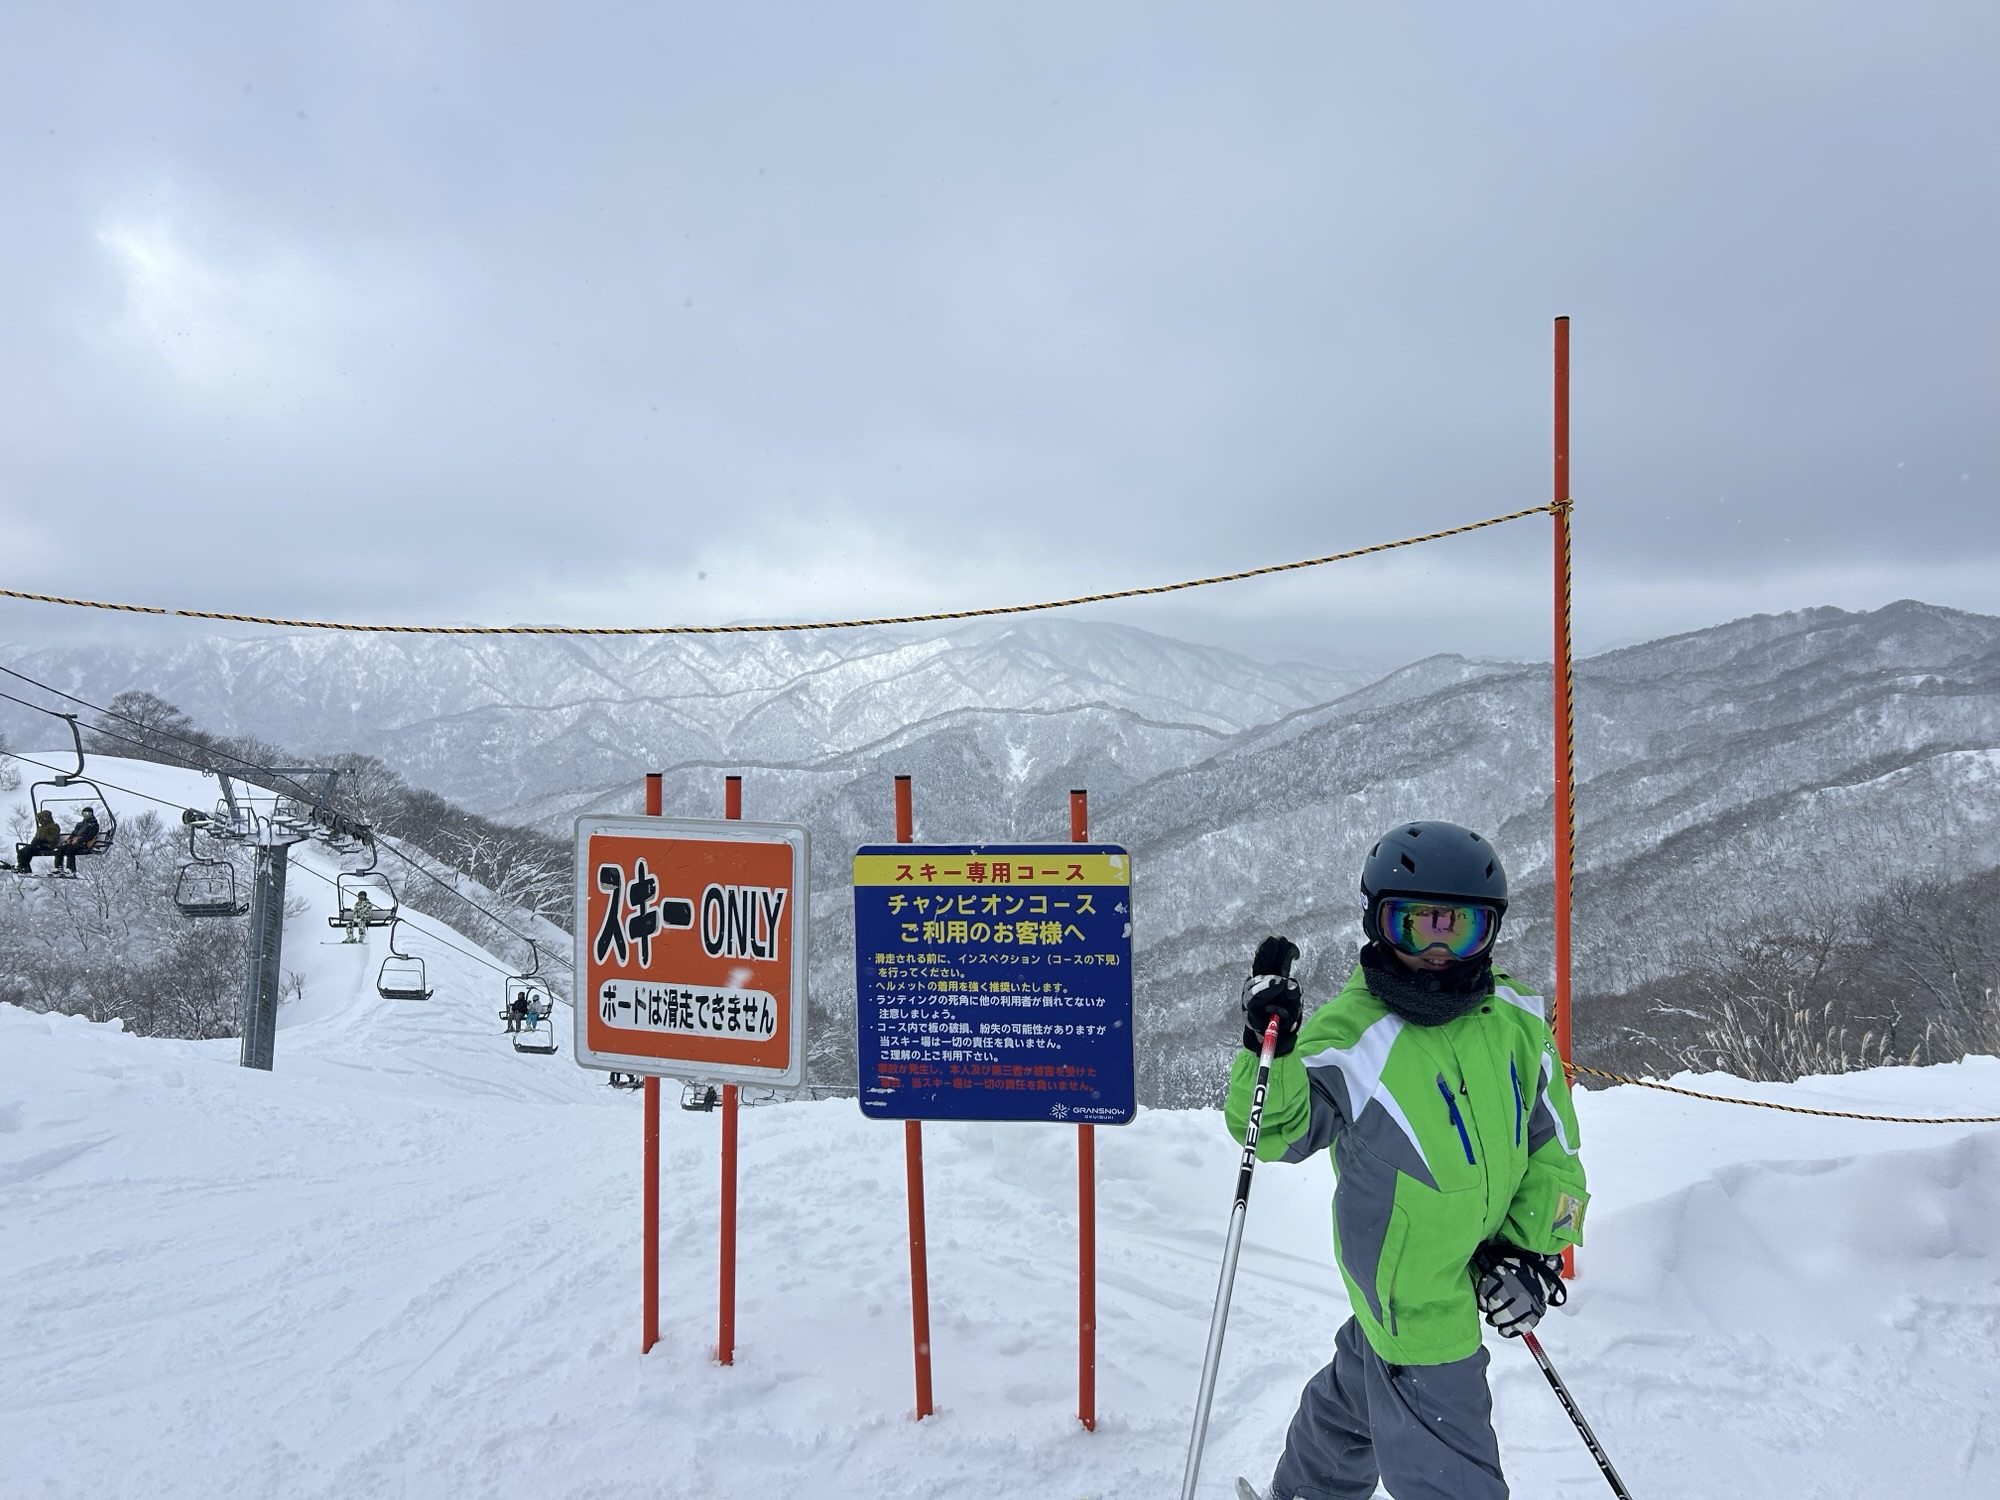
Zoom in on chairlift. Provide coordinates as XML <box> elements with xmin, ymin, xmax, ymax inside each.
<box><xmin>172</xmin><ymin>810</ymin><xmax>247</xmax><ymax>918</ymax></box>
<box><xmin>376</xmin><ymin>917</ymin><xmax>433</xmax><ymax>1001</ymax></box>
<box><xmin>208</xmin><ymin>795</ymin><xmax>256</xmax><ymax>843</ymax></box>
<box><xmin>327</xmin><ymin>842</ymin><xmax>397</xmax><ymax>932</ymax></box>
<box><xmin>681</xmin><ymin>1082</ymin><xmax>721</xmax><ymax>1112</ymax></box>
<box><xmin>500</xmin><ymin>940</ymin><xmax>559</xmax><ymax>1055</ymax></box>
<box><xmin>25</xmin><ymin>714</ymin><xmax>117</xmax><ymax>860</ymax></box>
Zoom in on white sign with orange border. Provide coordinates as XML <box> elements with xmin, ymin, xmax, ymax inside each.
<box><xmin>573</xmin><ymin>815</ymin><xmax>809</xmax><ymax>1087</ymax></box>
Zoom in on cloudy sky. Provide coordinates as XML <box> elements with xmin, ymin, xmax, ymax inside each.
<box><xmin>1</xmin><ymin>2</ymin><xmax>1993</xmax><ymax>664</ymax></box>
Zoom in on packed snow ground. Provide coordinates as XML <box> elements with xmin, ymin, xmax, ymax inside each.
<box><xmin>3</xmin><ymin>765</ymin><xmax>1999</xmax><ymax>1497</ymax></box>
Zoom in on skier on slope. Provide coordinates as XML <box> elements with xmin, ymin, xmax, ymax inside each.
<box><xmin>1227</xmin><ymin>821</ymin><xmax>1589</xmax><ymax>1500</ymax></box>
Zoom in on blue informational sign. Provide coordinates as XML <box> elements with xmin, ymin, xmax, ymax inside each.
<box><xmin>852</xmin><ymin>844</ymin><xmax>1135</xmax><ymax>1124</ymax></box>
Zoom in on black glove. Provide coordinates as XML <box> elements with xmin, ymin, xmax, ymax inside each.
<box><xmin>1471</xmin><ymin>1241</ymin><xmax>1567</xmax><ymax>1337</ymax></box>
<box><xmin>1241</xmin><ymin>935</ymin><xmax>1303</xmax><ymax>1054</ymax></box>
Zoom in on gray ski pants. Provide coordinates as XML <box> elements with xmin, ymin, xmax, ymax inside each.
<box><xmin>1268</xmin><ymin>1317</ymin><xmax>1507</xmax><ymax>1500</ymax></box>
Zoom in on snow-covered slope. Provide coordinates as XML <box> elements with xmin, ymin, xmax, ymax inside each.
<box><xmin>3</xmin><ymin>970</ymin><xmax>1996</xmax><ymax>1496</ymax></box>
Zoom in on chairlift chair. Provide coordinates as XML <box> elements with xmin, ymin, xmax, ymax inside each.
<box><xmin>26</xmin><ymin>714</ymin><xmax>117</xmax><ymax>859</ymax></box>
<box><xmin>500</xmin><ymin>941</ymin><xmax>559</xmax><ymax>1054</ymax></box>
<box><xmin>681</xmin><ymin>1082</ymin><xmax>721</xmax><ymax>1112</ymax></box>
<box><xmin>505</xmin><ymin>989</ymin><xmax>559</xmax><ymax>1055</ymax></box>
<box><xmin>172</xmin><ymin>810</ymin><xmax>248</xmax><ymax>918</ymax></box>
<box><xmin>208</xmin><ymin>796</ymin><xmax>255</xmax><ymax>842</ymax></box>
<box><xmin>328</xmin><ymin>844</ymin><xmax>397</xmax><ymax>931</ymax></box>
<box><xmin>376</xmin><ymin>917</ymin><xmax>433</xmax><ymax>1001</ymax></box>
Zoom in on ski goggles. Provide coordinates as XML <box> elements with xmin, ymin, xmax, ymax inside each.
<box><xmin>1377</xmin><ymin>897</ymin><xmax>1499</xmax><ymax>960</ymax></box>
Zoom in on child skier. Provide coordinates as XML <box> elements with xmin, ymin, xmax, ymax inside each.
<box><xmin>1226</xmin><ymin>820</ymin><xmax>1588</xmax><ymax>1500</ymax></box>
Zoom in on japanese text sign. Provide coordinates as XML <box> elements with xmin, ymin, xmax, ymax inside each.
<box><xmin>574</xmin><ymin>815</ymin><xmax>809</xmax><ymax>1086</ymax></box>
<box><xmin>852</xmin><ymin>844</ymin><xmax>1134</xmax><ymax>1124</ymax></box>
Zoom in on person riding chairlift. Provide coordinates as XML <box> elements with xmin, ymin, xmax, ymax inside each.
<box><xmin>14</xmin><ymin>809</ymin><xmax>62</xmax><ymax>874</ymax></box>
<box><xmin>344</xmin><ymin>890</ymin><xmax>374</xmax><ymax>942</ymax></box>
<box><xmin>53</xmin><ymin>806</ymin><xmax>100</xmax><ymax>876</ymax></box>
<box><xmin>507</xmin><ymin>991</ymin><xmax>530</xmax><ymax>1033</ymax></box>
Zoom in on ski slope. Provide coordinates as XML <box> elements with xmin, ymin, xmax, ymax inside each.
<box><xmin>3</xmin><ymin>763</ymin><xmax>1999</xmax><ymax>1497</ymax></box>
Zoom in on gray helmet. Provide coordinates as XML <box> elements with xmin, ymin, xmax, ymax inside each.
<box><xmin>1360</xmin><ymin>821</ymin><xmax>1508</xmax><ymax>942</ymax></box>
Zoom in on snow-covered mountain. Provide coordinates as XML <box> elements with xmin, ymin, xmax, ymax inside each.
<box><xmin>1102</xmin><ymin>600</ymin><xmax>2000</xmax><ymax>1084</ymax></box>
<box><xmin>7</xmin><ymin>600</ymin><xmax>1997</xmax><ymax>1099</ymax></box>
<box><xmin>0</xmin><ymin>619</ymin><xmax>1373</xmax><ymax>813</ymax></box>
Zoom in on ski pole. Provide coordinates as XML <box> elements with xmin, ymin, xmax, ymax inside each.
<box><xmin>1520</xmin><ymin>1329</ymin><xmax>1634</xmax><ymax>1498</ymax></box>
<box><xmin>1178</xmin><ymin>1012</ymin><xmax>1283</xmax><ymax>1500</ymax></box>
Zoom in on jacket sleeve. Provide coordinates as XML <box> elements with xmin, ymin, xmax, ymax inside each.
<box><xmin>1223</xmin><ymin>1037</ymin><xmax>1351</xmax><ymax>1164</ymax></box>
<box><xmin>1499</xmin><ymin>1033</ymin><xmax>1589</xmax><ymax>1253</ymax></box>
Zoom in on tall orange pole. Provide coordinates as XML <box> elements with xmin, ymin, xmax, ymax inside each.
<box><xmin>1553</xmin><ymin>319</ymin><xmax>1578</xmax><ymax>1281</ymax></box>
<box><xmin>1070</xmin><ymin>788</ymin><xmax>1097</xmax><ymax>1432</ymax></box>
<box><xmin>642</xmin><ymin>771</ymin><xmax>664</xmax><ymax>1353</ymax></box>
<box><xmin>896</xmin><ymin>774</ymin><xmax>935</xmax><ymax>1419</ymax></box>
<box><xmin>718</xmin><ymin>773</ymin><xmax>743</xmax><ymax>1365</ymax></box>
<box><xmin>1552</xmin><ymin>318</ymin><xmax>1575</xmax><ymax>1068</ymax></box>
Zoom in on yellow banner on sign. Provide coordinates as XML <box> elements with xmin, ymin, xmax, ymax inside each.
<box><xmin>852</xmin><ymin>852</ymin><xmax>1130</xmax><ymax>888</ymax></box>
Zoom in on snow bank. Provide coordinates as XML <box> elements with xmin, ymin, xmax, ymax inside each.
<box><xmin>4</xmin><ymin>991</ymin><xmax>1996</xmax><ymax>1497</ymax></box>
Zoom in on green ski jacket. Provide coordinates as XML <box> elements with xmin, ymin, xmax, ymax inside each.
<box><xmin>1225</xmin><ymin>964</ymin><xmax>1588</xmax><ymax>1366</ymax></box>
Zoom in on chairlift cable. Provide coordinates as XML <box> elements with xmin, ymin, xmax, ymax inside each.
<box><xmin>3</xmin><ymin>667</ymin><xmax>570</xmax><ymax>968</ymax></box>
<box><xmin>3</xmin><ymin>743</ymin><xmax>555</xmax><ymax>992</ymax></box>
<box><xmin>0</xmin><ymin>671</ymin><xmax>340</xmax><ymax>809</ymax></box>
<box><xmin>285</xmin><ymin>857</ymin><xmax>556</xmax><ymax>988</ymax></box>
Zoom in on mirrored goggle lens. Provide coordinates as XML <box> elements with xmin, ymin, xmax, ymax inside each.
<box><xmin>1379</xmin><ymin>898</ymin><xmax>1497</xmax><ymax>959</ymax></box>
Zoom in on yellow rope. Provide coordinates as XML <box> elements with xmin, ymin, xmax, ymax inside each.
<box><xmin>0</xmin><ymin>504</ymin><xmax>1556</xmax><ymax>636</ymax></box>
<box><xmin>1566</xmin><ymin>1061</ymin><xmax>2000</xmax><ymax>1124</ymax></box>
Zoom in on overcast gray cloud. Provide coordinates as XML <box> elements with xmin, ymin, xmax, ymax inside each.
<box><xmin>1</xmin><ymin>1</ymin><xmax>1994</xmax><ymax>664</ymax></box>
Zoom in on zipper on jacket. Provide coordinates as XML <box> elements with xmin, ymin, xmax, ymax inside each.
<box><xmin>1510</xmin><ymin>1058</ymin><xmax>1525</xmax><ymax>1147</ymax></box>
<box><xmin>1436</xmin><ymin>1074</ymin><xmax>1476</xmax><ymax>1165</ymax></box>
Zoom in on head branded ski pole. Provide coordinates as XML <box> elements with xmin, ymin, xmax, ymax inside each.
<box><xmin>1519</xmin><ymin>1329</ymin><xmax>1634</xmax><ymax>1498</ymax></box>
<box><xmin>1178</xmin><ymin>1011</ymin><xmax>1283</xmax><ymax>1500</ymax></box>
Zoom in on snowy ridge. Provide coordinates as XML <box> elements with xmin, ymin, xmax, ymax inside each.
<box><xmin>8</xmin><ymin>599</ymin><xmax>2000</xmax><ymax>1095</ymax></box>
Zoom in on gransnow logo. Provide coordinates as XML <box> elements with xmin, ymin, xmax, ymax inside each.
<box><xmin>1050</xmin><ymin>1102</ymin><xmax>1069</xmax><ymax>1120</ymax></box>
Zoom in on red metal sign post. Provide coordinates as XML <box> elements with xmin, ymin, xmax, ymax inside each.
<box><xmin>895</xmin><ymin>774</ymin><xmax>936</xmax><ymax>1419</ymax></box>
<box><xmin>719</xmin><ymin>773</ymin><xmax>743</xmax><ymax>1366</ymax></box>
<box><xmin>603</xmin><ymin>769</ymin><xmax>805</xmax><ymax>1355</ymax></box>
<box><xmin>1071</xmin><ymin>786</ymin><xmax>1097</xmax><ymax>1431</ymax></box>
<box><xmin>643</xmin><ymin>771</ymin><xmax>664</xmax><ymax>1354</ymax></box>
